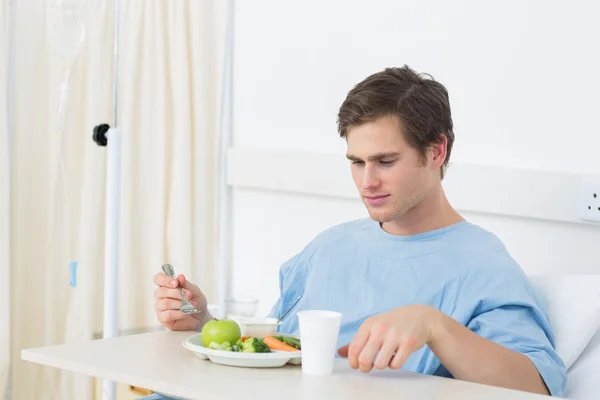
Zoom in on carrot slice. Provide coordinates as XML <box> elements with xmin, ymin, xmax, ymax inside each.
<box><xmin>263</xmin><ymin>336</ymin><xmax>298</xmax><ymax>352</ymax></box>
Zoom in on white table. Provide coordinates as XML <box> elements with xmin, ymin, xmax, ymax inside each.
<box><xmin>21</xmin><ymin>330</ymin><xmax>556</xmax><ymax>400</ymax></box>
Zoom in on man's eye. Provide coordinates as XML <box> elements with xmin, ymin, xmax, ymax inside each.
<box><xmin>352</xmin><ymin>161</ymin><xmax>364</xmax><ymax>165</ymax></box>
<box><xmin>380</xmin><ymin>160</ymin><xmax>395</xmax><ymax>165</ymax></box>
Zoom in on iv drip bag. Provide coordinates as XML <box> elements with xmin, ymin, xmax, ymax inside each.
<box><xmin>46</xmin><ymin>0</ymin><xmax>87</xmax><ymax>131</ymax></box>
<box><xmin>46</xmin><ymin>0</ymin><xmax>87</xmax><ymax>66</ymax></box>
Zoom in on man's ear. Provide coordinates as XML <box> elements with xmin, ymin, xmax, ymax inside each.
<box><xmin>430</xmin><ymin>134</ymin><xmax>448</xmax><ymax>169</ymax></box>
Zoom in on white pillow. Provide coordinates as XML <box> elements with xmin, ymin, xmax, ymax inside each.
<box><xmin>566</xmin><ymin>328</ymin><xmax>600</xmax><ymax>399</ymax></box>
<box><xmin>529</xmin><ymin>275</ymin><xmax>600</xmax><ymax>369</ymax></box>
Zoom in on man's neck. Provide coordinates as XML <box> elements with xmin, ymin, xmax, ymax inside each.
<box><xmin>381</xmin><ymin>187</ymin><xmax>464</xmax><ymax>236</ymax></box>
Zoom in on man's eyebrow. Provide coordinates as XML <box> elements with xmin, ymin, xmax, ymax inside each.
<box><xmin>346</xmin><ymin>152</ymin><xmax>400</xmax><ymax>161</ymax></box>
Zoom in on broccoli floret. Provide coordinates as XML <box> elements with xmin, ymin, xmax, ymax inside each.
<box><xmin>241</xmin><ymin>337</ymin><xmax>271</xmax><ymax>353</ymax></box>
<box><xmin>208</xmin><ymin>341</ymin><xmax>233</xmax><ymax>351</ymax></box>
<box><xmin>235</xmin><ymin>339</ymin><xmax>244</xmax><ymax>352</ymax></box>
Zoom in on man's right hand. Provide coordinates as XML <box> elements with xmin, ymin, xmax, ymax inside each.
<box><xmin>153</xmin><ymin>272</ymin><xmax>209</xmax><ymax>331</ymax></box>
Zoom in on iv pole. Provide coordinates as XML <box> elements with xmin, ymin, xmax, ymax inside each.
<box><xmin>91</xmin><ymin>3</ymin><xmax>232</xmax><ymax>399</ymax></box>
<box><xmin>92</xmin><ymin>0</ymin><xmax>121</xmax><ymax>399</ymax></box>
<box><xmin>217</xmin><ymin>0</ymin><xmax>234</xmax><ymax>323</ymax></box>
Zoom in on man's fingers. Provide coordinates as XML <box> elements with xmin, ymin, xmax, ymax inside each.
<box><xmin>337</xmin><ymin>344</ymin><xmax>350</xmax><ymax>358</ymax></box>
<box><xmin>154</xmin><ymin>272</ymin><xmax>179</xmax><ymax>287</ymax></box>
<box><xmin>357</xmin><ymin>332</ymin><xmax>385</xmax><ymax>373</ymax></box>
<box><xmin>348</xmin><ymin>324</ymin><xmax>371</xmax><ymax>369</ymax></box>
<box><xmin>178</xmin><ymin>275</ymin><xmax>203</xmax><ymax>295</ymax></box>
<box><xmin>154</xmin><ymin>272</ymin><xmax>170</xmax><ymax>286</ymax></box>
<box><xmin>155</xmin><ymin>299</ymin><xmax>199</xmax><ymax>321</ymax></box>
<box><xmin>154</xmin><ymin>287</ymin><xmax>193</xmax><ymax>301</ymax></box>
<box><xmin>157</xmin><ymin>309</ymin><xmax>187</xmax><ymax>324</ymax></box>
<box><xmin>374</xmin><ymin>331</ymin><xmax>399</xmax><ymax>369</ymax></box>
<box><xmin>389</xmin><ymin>344</ymin><xmax>411</xmax><ymax>369</ymax></box>
<box><xmin>154</xmin><ymin>298</ymin><xmax>182</xmax><ymax>312</ymax></box>
<box><xmin>177</xmin><ymin>274</ymin><xmax>188</xmax><ymax>287</ymax></box>
<box><xmin>390</xmin><ymin>335</ymin><xmax>420</xmax><ymax>369</ymax></box>
<box><xmin>153</xmin><ymin>287</ymin><xmax>192</xmax><ymax>300</ymax></box>
<box><xmin>154</xmin><ymin>272</ymin><xmax>195</xmax><ymax>289</ymax></box>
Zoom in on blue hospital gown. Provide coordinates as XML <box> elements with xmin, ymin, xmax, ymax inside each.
<box><xmin>267</xmin><ymin>218</ymin><xmax>567</xmax><ymax>397</ymax></box>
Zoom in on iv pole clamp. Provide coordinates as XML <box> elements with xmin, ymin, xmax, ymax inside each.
<box><xmin>92</xmin><ymin>123</ymin><xmax>110</xmax><ymax>147</ymax></box>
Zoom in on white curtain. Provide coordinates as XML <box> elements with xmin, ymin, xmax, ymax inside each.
<box><xmin>1</xmin><ymin>0</ymin><xmax>11</xmax><ymax>397</ymax></box>
<box><xmin>9</xmin><ymin>1</ymin><xmax>225</xmax><ymax>399</ymax></box>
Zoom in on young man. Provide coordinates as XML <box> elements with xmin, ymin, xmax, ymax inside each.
<box><xmin>152</xmin><ymin>66</ymin><xmax>567</xmax><ymax>398</ymax></box>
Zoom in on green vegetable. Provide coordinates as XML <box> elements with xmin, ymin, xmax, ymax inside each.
<box><xmin>282</xmin><ymin>336</ymin><xmax>301</xmax><ymax>350</ymax></box>
<box><xmin>240</xmin><ymin>337</ymin><xmax>271</xmax><ymax>353</ymax></box>
<box><xmin>235</xmin><ymin>339</ymin><xmax>244</xmax><ymax>352</ymax></box>
<box><xmin>273</xmin><ymin>335</ymin><xmax>301</xmax><ymax>350</ymax></box>
<box><xmin>208</xmin><ymin>341</ymin><xmax>233</xmax><ymax>351</ymax></box>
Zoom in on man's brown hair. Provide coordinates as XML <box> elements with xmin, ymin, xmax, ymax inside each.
<box><xmin>337</xmin><ymin>65</ymin><xmax>455</xmax><ymax>179</ymax></box>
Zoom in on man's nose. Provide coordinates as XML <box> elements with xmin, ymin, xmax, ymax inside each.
<box><xmin>361</xmin><ymin>165</ymin><xmax>380</xmax><ymax>190</ymax></box>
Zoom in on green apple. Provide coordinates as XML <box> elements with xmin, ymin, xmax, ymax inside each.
<box><xmin>201</xmin><ymin>319</ymin><xmax>241</xmax><ymax>348</ymax></box>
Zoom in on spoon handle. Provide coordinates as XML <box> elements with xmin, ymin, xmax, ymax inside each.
<box><xmin>277</xmin><ymin>294</ymin><xmax>303</xmax><ymax>323</ymax></box>
<box><xmin>162</xmin><ymin>264</ymin><xmax>195</xmax><ymax>308</ymax></box>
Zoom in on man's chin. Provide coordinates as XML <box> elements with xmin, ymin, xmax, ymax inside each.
<box><xmin>366</xmin><ymin>209</ymin><xmax>395</xmax><ymax>223</ymax></box>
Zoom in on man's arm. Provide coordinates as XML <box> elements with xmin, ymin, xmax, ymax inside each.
<box><xmin>429</xmin><ymin>311</ymin><xmax>549</xmax><ymax>395</ymax></box>
<box><xmin>338</xmin><ymin>304</ymin><xmax>563</xmax><ymax>396</ymax></box>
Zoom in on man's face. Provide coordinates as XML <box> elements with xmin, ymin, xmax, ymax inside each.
<box><xmin>346</xmin><ymin>115</ymin><xmax>436</xmax><ymax>223</ymax></box>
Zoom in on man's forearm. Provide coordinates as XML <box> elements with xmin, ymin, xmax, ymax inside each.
<box><xmin>428</xmin><ymin>312</ymin><xmax>549</xmax><ymax>395</ymax></box>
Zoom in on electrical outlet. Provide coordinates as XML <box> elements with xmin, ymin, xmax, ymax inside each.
<box><xmin>579</xmin><ymin>179</ymin><xmax>600</xmax><ymax>223</ymax></box>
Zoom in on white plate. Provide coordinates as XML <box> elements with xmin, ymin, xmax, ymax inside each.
<box><xmin>182</xmin><ymin>334</ymin><xmax>302</xmax><ymax>368</ymax></box>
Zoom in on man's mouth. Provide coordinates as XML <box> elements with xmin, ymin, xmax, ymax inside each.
<box><xmin>364</xmin><ymin>194</ymin><xmax>390</xmax><ymax>206</ymax></box>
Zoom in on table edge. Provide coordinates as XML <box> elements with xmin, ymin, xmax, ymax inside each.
<box><xmin>20</xmin><ymin>348</ymin><xmax>212</xmax><ymax>400</ymax></box>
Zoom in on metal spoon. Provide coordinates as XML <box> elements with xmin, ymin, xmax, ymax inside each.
<box><xmin>161</xmin><ymin>264</ymin><xmax>201</xmax><ymax>315</ymax></box>
<box><xmin>277</xmin><ymin>294</ymin><xmax>303</xmax><ymax>323</ymax></box>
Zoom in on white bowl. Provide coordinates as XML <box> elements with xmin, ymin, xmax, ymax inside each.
<box><xmin>237</xmin><ymin>317</ymin><xmax>281</xmax><ymax>337</ymax></box>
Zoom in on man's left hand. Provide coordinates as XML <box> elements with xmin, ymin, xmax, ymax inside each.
<box><xmin>337</xmin><ymin>304</ymin><xmax>442</xmax><ymax>372</ymax></box>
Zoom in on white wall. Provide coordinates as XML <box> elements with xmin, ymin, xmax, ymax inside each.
<box><xmin>227</xmin><ymin>0</ymin><xmax>600</xmax><ymax>317</ymax></box>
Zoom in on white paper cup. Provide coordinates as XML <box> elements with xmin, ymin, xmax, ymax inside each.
<box><xmin>297</xmin><ymin>310</ymin><xmax>342</xmax><ymax>376</ymax></box>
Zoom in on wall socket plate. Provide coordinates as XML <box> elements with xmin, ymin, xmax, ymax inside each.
<box><xmin>579</xmin><ymin>178</ymin><xmax>600</xmax><ymax>223</ymax></box>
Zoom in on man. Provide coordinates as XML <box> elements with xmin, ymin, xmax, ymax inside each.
<box><xmin>150</xmin><ymin>66</ymin><xmax>567</xmax><ymax>398</ymax></box>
